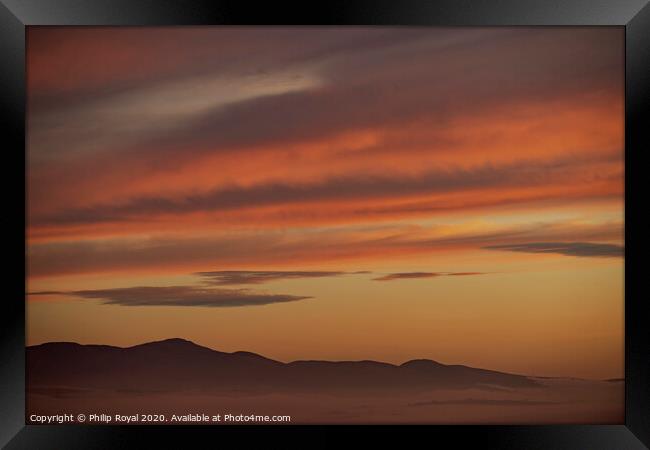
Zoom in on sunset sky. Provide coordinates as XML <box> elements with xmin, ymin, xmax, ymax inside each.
<box><xmin>26</xmin><ymin>27</ymin><xmax>624</xmax><ymax>380</ymax></box>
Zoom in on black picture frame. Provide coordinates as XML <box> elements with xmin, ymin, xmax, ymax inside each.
<box><xmin>2</xmin><ymin>1</ymin><xmax>648</xmax><ymax>448</ymax></box>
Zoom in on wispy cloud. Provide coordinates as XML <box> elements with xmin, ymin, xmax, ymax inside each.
<box><xmin>484</xmin><ymin>242</ymin><xmax>623</xmax><ymax>258</ymax></box>
<box><xmin>27</xmin><ymin>220</ymin><xmax>622</xmax><ymax>277</ymax></box>
<box><xmin>35</xmin><ymin>153</ymin><xmax>615</xmax><ymax>227</ymax></box>
<box><xmin>373</xmin><ymin>272</ymin><xmax>485</xmax><ymax>281</ymax></box>
<box><xmin>29</xmin><ymin>28</ymin><xmax>620</xmax><ymax>163</ymax></box>
<box><xmin>374</xmin><ymin>272</ymin><xmax>442</xmax><ymax>281</ymax></box>
<box><xmin>195</xmin><ymin>270</ymin><xmax>365</xmax><ymax>285</ymax></box>
<box><xmin>447</xmin><ymin>272</ymin><xmax>486</xmax><ymax>276</ymax></box>
<box><xmin>29</xmin><ymin>286</ymin><xmax>311</xmax><ymax>308</ymax></box>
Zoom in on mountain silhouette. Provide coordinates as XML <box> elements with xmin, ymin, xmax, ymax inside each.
<box><xmin>27</xmin><ymin>338</ymin><xmax>540</xmax><ymax>394</ymax></box>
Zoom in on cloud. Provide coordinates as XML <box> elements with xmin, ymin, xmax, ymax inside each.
<box><xmin>28</xmin><ymin>27</ymin><xmax>432</xmax><ymax>112</ymax></box>
<box><xmin>374</xmin><ymin>272</ymin><xmax>442</xmax><ymax>281</ymax></box>
<box><xmin>195</xmin><ymin>270</ymin><xmax>365</xmax><ymax>285</ymax></box>
<box><xmin>27</xmin><ymin>220</ymin><xmax>623</xmax><ymax>277</ymax></box>
<box><xmin>26</xmin><ymin>27</ymin><xmax>623</xmax><ymax>230</ymax></box>
<box><xmin>30</xmin><ymin>28</ymin><xmax>621</xmax><ymax>164</ymax></box>
<box><xmin>484</xmin><ymin>242</ymin><xmax>623</xmax><ymax>258</ymax></box>
<box><xmin>28</xmin><ymin>269</ymin><xmax>370</xmax><ymax>306</ymax></box>
<box><xmin>28</xmin><ymin>286</ymin><xmax>311</xmax><ymax>308</ymax></box>
<box><xmin>447</xmin><ymin>272</ymin><xmax>485</xmax><ymax>276</ymax></box>
<box><xmin>35</xmin><ymin>152</ymin><xmax>615</xmax><ymax>227</ymax></box>
<box><xmin>373</xmin><ymin>272</ymin><xmax>485</xmax><ymax>281</ymax></box>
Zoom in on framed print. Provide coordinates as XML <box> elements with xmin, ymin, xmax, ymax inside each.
<box><xmin>2</xmin><ymin>0</ymin><xmax>649</xmax><ymax>448</ymax></box>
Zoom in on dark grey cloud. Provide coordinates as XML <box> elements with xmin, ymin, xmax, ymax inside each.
<box><xmin>373</xmin><ymin>272</ymin><xmax>485</xmax><ymax>281</ymax></box>
<box><xmin>374</xmin><ymin>272</ymin><xmax>443</xmax><ymax>281</ymax></box>
<box><xmin>195</xmin><ymin>270</ymin><xmax>367</xmax><ymax>285</ymax></box>
<box><xmin>447</xmin><ymin>272</ymin><xmax>486</xmax><ymax>276</ymax></box>
<box><xmin>35</xmin><ymin>152</ymin><xmax>615</xmax><ymax>226</ymax></box>
<box><xmin>484</xmin><ymin>242</ymin><xmax>623</xmax><ymax>258</ymax></box>
<box><xmin>29</xmin><ymin>286</ymin><xmax>311</xmax><ymax>308</ymax></box>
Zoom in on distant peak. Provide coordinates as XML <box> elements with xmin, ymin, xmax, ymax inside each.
<box><xmin>400</xmin><ymin>359</ymin><xmax>445</xmax><ymax>368</ymax></box>
<box><xmin>157</xmin><ymin>338</ymin><xmax>194</xmax><ymax>344</ymax></box>
<box><xmin>231</xmin><ymin>351</ymin><xmax>264</xmax><ymax>358</ymax></box>
<box><xmin>130</xmin><ymin>338</ymin><xmax>208</xmax><ymax>350</ymax></box>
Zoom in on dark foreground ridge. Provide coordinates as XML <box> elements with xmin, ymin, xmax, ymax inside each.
<box><xmin>27</xmin><ymin>338</ymin><xmax>541</xmax><ymax>393</ymax></box>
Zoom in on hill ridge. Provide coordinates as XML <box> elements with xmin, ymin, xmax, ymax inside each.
<box><xmin>27</xmin><ymin>338</ymin><xmax>541</xmax><ymax>393</ymax></box>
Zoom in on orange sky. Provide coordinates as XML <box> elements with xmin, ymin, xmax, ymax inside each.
<box><xmin>26</xmin><ymin>27</ymin><xmax>624</xmax><ymax>379</ymax></box>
